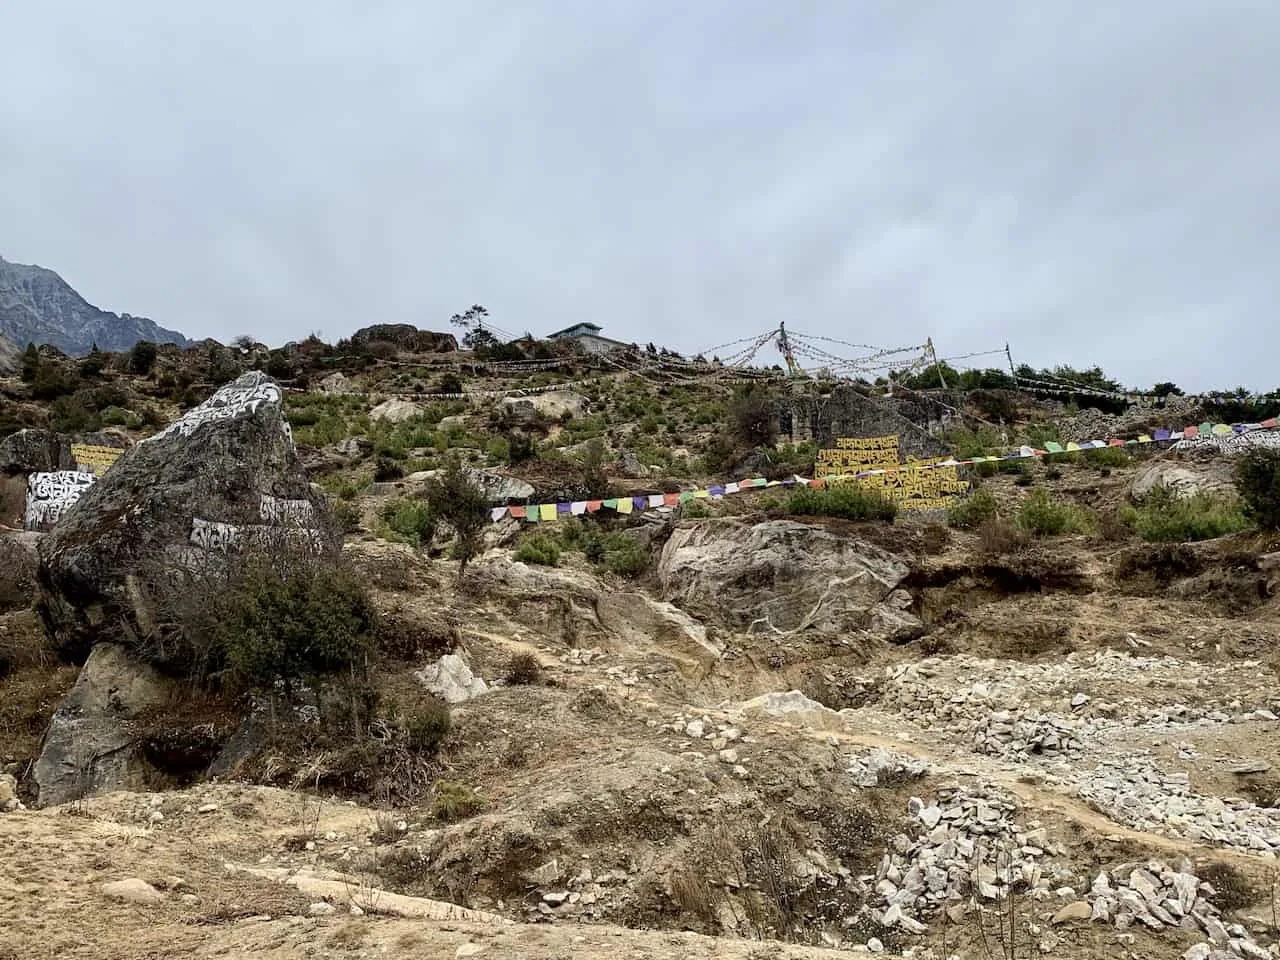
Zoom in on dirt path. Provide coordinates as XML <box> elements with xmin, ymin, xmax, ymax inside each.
<box><xmin>0</xmin><ymin>790</ymin><xmax>855</xmax><ymax>960</ymax></box>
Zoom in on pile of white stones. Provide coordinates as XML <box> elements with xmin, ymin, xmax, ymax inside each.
<box><xmin>1080</xmin><ymin>759</ymin><xmax>1280</xmax><ymax>856</ymax></box>
<box><xmin>869</xmin><ymin>786</ymin><xmax>1278</xmax><ymax>959</ymax></box>
<box><xmin>870</xmin><ymin>786</ymin><xmax>1071</xmax><ymax>933</ymax></box>
<box><xmin>874</xmin><ymin>653</ymin><xmax>1280</xmax><ymax>740</ymax></box>
<box><xmin>1084</xmin><ymin>860</ymin><xmax>1275</xmax><ymax>960</ymax></box>
<box><xmin>971</xmin><ymin>710</ymin><xmax>1084</xmax><ymax>760</ymax></box>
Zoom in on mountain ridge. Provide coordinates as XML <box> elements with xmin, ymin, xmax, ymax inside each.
<box><xmin>0</xmin><ymin>255</ymin><xmax>188</xmax><ymax>356</ymax></box>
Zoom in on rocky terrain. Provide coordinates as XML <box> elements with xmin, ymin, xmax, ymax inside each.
<box><xmin>1</xmin><ymin>333</ymin><xmax>1278</xmax><ymax>960</ymax></box>
<box><xmin>0</xmin><ymin>254</ymin><xmax>187</xmax><ymax>355</ymax></box>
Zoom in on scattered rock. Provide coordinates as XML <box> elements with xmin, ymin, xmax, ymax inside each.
<box><xmin>414</xmin><ymin>653</ymin><xmax>488</xmax><ymax>704</ymax></box>
<box><xmin>1052</xmin><ymin>901</ymin><xmax>1092</xmax><ymax>924</ymax></box>
<box><xmin>100</xmin><ymin>878</ymin><xmax>164</xmax><ymax>905</ymax></box>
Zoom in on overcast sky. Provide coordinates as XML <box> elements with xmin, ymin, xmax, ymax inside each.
<box><xmin>3</xmin><ymin>2</ymin><xmax>1277</xmax><ymax>391</ymax></box>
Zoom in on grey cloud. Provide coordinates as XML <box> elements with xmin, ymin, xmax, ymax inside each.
<box><xmin>2</xmin><ymin>1</ymin><xmax>1277</xmax><ymax>391</ymax></box>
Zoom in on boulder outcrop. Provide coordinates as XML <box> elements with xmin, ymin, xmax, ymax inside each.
<box><xmin>1131</xmin><ymin>461</ymin><xmax>1235</xmax><ymax>501</ymax></box>
<box><xmin>0</xmin><ymin>429</ymin><xmax>74</xmax><ymax>475</ymax></box>
<box><xmin>657</xmin><ymin>518</ymin><xmax>918</xmax><ymax>638</ymax></box>
<box><xmin>32</xmin><ymin>643</ymin><xmax>172</xmax><ymax>806</ymax></box>
<box><xmin>36</xmin><ymin>372</ymin><xmax>333</xmax><ymax>665</ymax></box>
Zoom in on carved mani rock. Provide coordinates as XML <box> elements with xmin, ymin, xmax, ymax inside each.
<box><xmin>36</xmin><ymin>372</ymin><xmax>334</xmax><ymax>665</ymax></box>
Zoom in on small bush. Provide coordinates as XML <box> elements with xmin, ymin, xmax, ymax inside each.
<box><xmin>1197</xmin><ymin>861</ymin><xmax>1259</xmax><ymax>912</ymax></box>
<box><xmin>582</xmin><ymin>531</ymin><xmax>607</xmax><ymax>564</ymax></box>
<box><xmin>946</xmin><ymin>488</ymin><xmax>998</xmax><ymax>530</ymax></box>
<box><xmin>578</xmin><ymin>438</ymin><xmax>611</xmax><ymax>499</ymax></box>
<box><xmin>329</xmin><ymin>499</ymin><xmax>361</xmax><ymax>534</ymax></box>
<box><xmin>504</xmin><ymin>652</ymin><xmax>542</xmax><ymax>685</ymax></box>
<box><xmin>1118</xmin><ymin>487</ymin><xmax>1250</xmax><ymax>543</ymax></box>
<box><xmin>1083</xmin><ymin>447</ymin><xmax>1131</xmax><ymax>469</ymax></box>
<box><xmin>49</xmin><ymin>395</ymin><xmax>101</xmax><ymax>433</ymax></box>
<box><xmin>603</xmin><ymin>534</ymin><xmax>648</xmax><ymax>576</ymax></box>
<box><xmin>1235</xmin><ymin>449</ymin><xmax>1280</xmax><ymax>531</ymax></box>
<box><xmin>424</xmin><ymin>459</ymin><xmax>488</xmax><ymax>577</ymax></box>
<box><xmin>430</xmin><ymin>780</ymin><xmax>484</xmax><ymax>822</ymax></box>
<box><xmin>514</xmin><ymin>534</ymin><xmax>561</xmax><ymax>566</ymax></box>
<box><xmin>787</xmin><ymin>484</ymin><xmax>897</xmax><ymax>523</ymax></box>
<box><xmin>380</xmin><ymin>498</ymin><xmax>435</xmax><ymax>547</ymax></box>
<box><xmin>485</xmin><ymin>436</ymin><xmax>510</xmax><ymax>463</ymax></box>
<box><xmin>404</xmin><ymin>698</ymin><xmax>451</xmax><ymax>754</ymax></box>
<box><xmin>1016</xmin><ymin>490</ymin><xmax>1093</xmax><ymax>537</ymax></box>
<box><xmin>729</xmin><ymin>385</ymin><xmax>777</xmax><ymax>449</ymax></box>
<box><xmin>977</xmin><ymin>519</ymin><xmax>1030</xmax><ymax>555</ymax></box>
<box><xmin>373</xmin><ymin>456</ymin><xmax>405</xmax><ymax>482</ymax></box>
<box><xmin>920</xmin><ymin>523</ymin><xmax>951</xmax><ymax>554</ymax></box>
<box><xmin>507</xmin><ymin>432</ymin><xmax>538</xmax><ymax>465</ymax></box>
<box><xmin>169</xmin><ymin>552</ymin><xmax>377</xmax><ymax>693</ymax></box>
<box><xmin>682</xmin><ymin>500</ymin><xmax>711</xmax><ymax>519</ymax></box>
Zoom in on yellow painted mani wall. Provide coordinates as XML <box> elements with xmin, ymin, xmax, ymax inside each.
<box><xmin>814</xmin><ymin>435</ymin><xmax>968</xmax><ymax>511</ymax></box>
<box><xmin>70</xmin><ymin>443</ymin><xmax>125</xmax><ymax>475</ymax></box>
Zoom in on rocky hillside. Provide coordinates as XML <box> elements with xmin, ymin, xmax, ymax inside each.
<box><xmin>1</xmin><ymin>334</ymin><xmax>1279</xmax><ymax>960</ymax></box>
<box><xmin>0</xmin><ymin>255</ymin><xmax>188</xmax><ymax>355</ymax></box>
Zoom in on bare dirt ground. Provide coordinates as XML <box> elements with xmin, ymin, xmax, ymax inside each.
<box><xmin>0</xmin><ymin>784</ymin><xmax>853</xmax><ymax>960</ymax></box>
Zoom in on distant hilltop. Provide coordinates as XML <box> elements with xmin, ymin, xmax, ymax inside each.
<box><xmin>0</xmin><ymin>255</ymin><xmax>188</xmax><ymax>356</ymax></box>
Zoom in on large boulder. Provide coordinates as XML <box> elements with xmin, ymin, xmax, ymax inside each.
<box><xmin>500</xmin><ymin>391</ymin><xmax>588</xmax><ymax>422</ymax></box>
<box><xmin>657</xmin><ymin>518</ymin><xmax>917</xmax><ymax>637</ymax></box>
<box><xmin>36</xmin><ymin>372</ymin><xmax>333</xmax><ymax>664</ymax></box>
<box><xmin>1131</xmin><ymin>461</ymin><xmax>1235</xmax><ymax>501</ymax></box>
<box><xmin>350</xmin><ymin>324</ymin><xmax>458</xmax><ymax>353</ymax></box>
<box><xmin>32</xmin><ymin>643</ymin><xmax>172</xmax><ymax>806</ymax></box>
<box><xmin>463</xmin><ymin>467</ymin><xmax>535</xmax><ymax>504</ymax></box>
<box><xmin>0</xmin><ymin>429</ymin><xmax>74</xmax><ymax>475</ymax></box>
<box><xmin>0</xmin><ymin>531</ymin><xmax>42</xmax><ymax>610</ymax></box>
<box><xmin>474</xmin><ymin>556</ymin><xmax>724</xmax><ymax>678</ymax></box>
<box><xmin>370</xmin><ymin>399</ymin><xmax>424</xmax><ymax>423</ymax></box>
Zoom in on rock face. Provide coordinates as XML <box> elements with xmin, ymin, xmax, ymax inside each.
<box><xmin>500</xmin><ymin>391</ymin><xmax>588</xmax><ymax>421</ymax></box>
<box><xmin>1131</xmin><ymin>462</ymin><xmax>1234</xmax><ymax>501</ymax></box>
<box><xmin>36</xmin><ymin>372</ymin><xmax>332</xmax><ymax>664</ymax></box>
<box><xmin>464</xmin><ymin>467</ymin><xmax>535</xmax><ymax>504</ymax></box>
<box><xmin>657</xmin><ymin>519</ymin><xmax>917</xmax><ymax>637</ymax></box>
<box><xmin>370</xmin><ymin>399</ymin><xmax>424</xmax><ymax>423</ymax></box>
<box><xmin>0</xmin><ymin>429</ymin><xmax>75</xmax><ymax>475</ymax></box>
<box><xmin>33</xmin><ymin>643</ymin><xmax>172</xmax><ymax>806</ymax></box>
<box><xmin>0</xmin><ymin>531</ymin><xmax>42</xmax><ymax>610</ymax></box>
<box><xmin>349</xmin><ymin>324</ymin><xmax>458</xmax><ymax>353</ymax></box>
<box><xmin>0</xmin><ymin>254</ymin><xmax>188</xmax><ymax>355</ymax></box>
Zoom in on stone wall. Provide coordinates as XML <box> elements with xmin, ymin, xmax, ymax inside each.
<box><xmin>777</xmin><ymin>386</ymin><xmax>952</xmax><ymax>460</ymax></box>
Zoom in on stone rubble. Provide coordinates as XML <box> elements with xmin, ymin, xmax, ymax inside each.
<box><xmin>971</xmin><ymin>710</ymin><xmax>1084</xmax><ymax>760</ymax></box>
<box><xmin>846</xmin><ymin>747</ymin><xmax>930</xmax><ymax>788</ymax></box>
<box><xmin>1079</xmin><ymin>758</ymin><xmax>1280</xmax><ymax>856</ymax></box>
<box><xmin>871</xmin><ymin>785</ymin><xmax>1068</xmax><ymax>931</ymax></box>
<box><xmin>877</xmin><ymin>652</ymin><xmax>1280</xmax><ymax>742</ymax></box>
<box><xmin>869</xmin><ymin>784</ymin><xmax>1279</xmax><ymax>959</ymax></box>
<box><xmin>1082</xmin><ymin>859</ymin><xmax>1277</xmax><ymax>960</ymax></box>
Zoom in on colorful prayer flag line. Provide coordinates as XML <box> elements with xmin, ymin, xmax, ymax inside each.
<box><xmin>488</xmin><ymin>420</ymin><xmax>1279</xmax><ymax>522</ymax></box>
